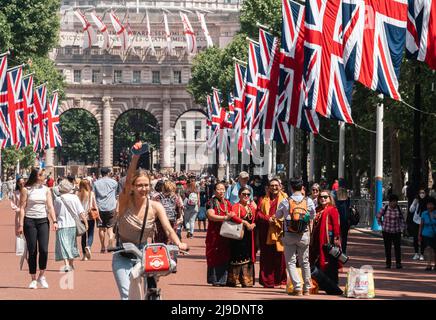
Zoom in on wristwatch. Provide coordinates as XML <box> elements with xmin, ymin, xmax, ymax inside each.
<box><xmin>53</xmin><ymin>221</ymin><xmax>58</xmax><ymax>224</ymax></box>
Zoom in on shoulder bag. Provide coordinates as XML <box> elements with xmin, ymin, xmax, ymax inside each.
<box><xmin>88</xmin><ymin>193</ymin><xmax>100</xmax><ymax>220</ymax></box>
<box><xmin>219</xmin><ymin>201</ymin><xmax>244</xmax><ymax>240</ymax></box>
<box><xmin>60</xmin><ymin>196</ymin><xmax>87</xmax><ymax>237</ymax></box>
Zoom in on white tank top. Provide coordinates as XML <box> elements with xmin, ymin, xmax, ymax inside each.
<box><xmin>25</xmin><ymin>185</ymin><xmax>48</xmax><ymax>219</ymax></box>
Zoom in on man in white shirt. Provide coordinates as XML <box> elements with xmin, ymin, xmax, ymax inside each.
<box><xmin>276</xmin><ymin>178</ymin><xmax>316</xmax><ymax>296</ymax></box>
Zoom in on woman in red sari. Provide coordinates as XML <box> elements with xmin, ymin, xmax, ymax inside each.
<box><xmin>256</xmin><ymin>179</ymin><xmax>288</xmax><ymax>288</ymax></box>
<box><xmin>310</xmin><ymin>190</ymin><xmax>342</xmax><ymax>284</ymax></box>
<box><xmin>206</xmin><ymin>182</ymin><xmax>234</xmax><ymax>286</ymax></box>
<box><xmin>227</xmin><ymin>187</ymin><xmax>257</xmax><ymax>287</ymax></box>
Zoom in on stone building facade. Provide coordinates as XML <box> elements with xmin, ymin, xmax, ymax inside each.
<box><xmin>47</xmin><ymin>0</ymin><xmax>242</xmax><ymax>174</ymax></box>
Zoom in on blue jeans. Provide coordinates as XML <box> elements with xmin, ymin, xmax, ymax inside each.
<box><xmin>112</xmin><ymin>244</ymin><xmax>155</xmax><ymax>300</ymax></box>
<box><xmin>185</xmin><ymin>210</ymin><xmax>198</xmax><ymax>235</ymax></box>
<box><xmin>81</xmin><ymin>219</ymin><xmax>95</xmax><ymax>254</ymax></box>
<box><xmin>112</xmin><ymin>252</ymin><xmax>139</xmax><ymax>300</ymax></box>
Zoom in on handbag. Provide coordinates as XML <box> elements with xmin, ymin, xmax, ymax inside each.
<box><xmin>219</xmin><ymin>201</ymin><xmax>244</xmax><ymax>240</ymax></box>
<box><xmin>88</xmin><ymin>193</ymin><xmax>100</xmax><ymax>220</ymax></box>
<box><xmin>60</xmin><ymin>196</ymin><xmax>88</xmax><ymax>237</ymax></box>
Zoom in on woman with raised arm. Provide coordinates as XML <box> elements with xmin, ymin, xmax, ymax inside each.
<box><xmin>111</xmin><ymin>141</ymin><xmax>188</xmax><ymax>300</ymax></box>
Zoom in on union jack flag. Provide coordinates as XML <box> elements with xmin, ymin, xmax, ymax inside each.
<box><xmin>46</xmin><ymin>92</ymin><xmax>62</xmax><ymax>148</ymax></box>
<box><xmin>407</xmin><ymin>0</ymin><xmax>436</xmax><ymax>70</ymax></box>
<box><xmin>344</xmin><ymin>0</ymin><xmax>408</xmax><ymax>101</ymax></box>
<box><xmin>32</xmin><ymin>85</ymin><xmax>47</xmax><ymax>152</ymax></box>
<box><xmin>255</xmin><ymin>29</ymin><xmax>281</xmax><ymax>143</ymax></box>
<box><xmin>22</xmin><ymin>75</ymin><xmax>34</xmax><ymax>147</ymax></box>
<box><xmin>303</xmin><ymin>0</ymin><xmax>354</xmax><ymax>123</ymax></box>
<box><xmin>277</xmin><ymin>0</ymin><xmax>319</xmax><ymax>139</ymax></box>
<box><xmin>233</xmin><ymin>63</ymin><xmax>246</xmax><ymax>151</ymax></box>
<box><xmin>207</xmin><ymin>89</ymin><xmax>222</xmax><ymax>149</ymax></box>
<box><xmin>242</xmin><ymin>42</ymin><xmax>259</xmax><ymax>156</ymax></box>
<box><xmin>0</xmin><ymin>54</ymin><xmax>9</xmax><ymax>144</ymax></box>
<box><xmin>6</xmin><ymin>66</ymin><xmax>26</xmax><ymax>148</ymax></box>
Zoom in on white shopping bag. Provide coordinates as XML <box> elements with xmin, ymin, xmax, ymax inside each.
<box><xmin>344</xmin><ymin>266</ymin><xmax>375</xmax><ymax>299</ymax></box>
<box><xmin>15</xmin><ymin>236</ymin><xmax>25</xmax><ymax>256</ymax></box>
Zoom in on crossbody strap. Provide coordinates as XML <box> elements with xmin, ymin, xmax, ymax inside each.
<box><xmin>60</xmin><ymin>196</ymin><xmax>77</xmax><ymax>221</ymax></box>
<box><xmin>138</xmin><ymin>197</ymin><xmax>150</xmax><ymax>244</ymax></box>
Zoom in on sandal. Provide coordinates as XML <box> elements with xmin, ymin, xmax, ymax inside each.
<box><xmin>100</xmin><ymin>248</ymin><xmax>106</xmax><ymax>253</ymax></box>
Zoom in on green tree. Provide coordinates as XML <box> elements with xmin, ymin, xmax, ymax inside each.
<box><xmin>0</xmin><ymin>0</ymin><xmax>64</xmax><ymax>176</ymax></box>
<box><xmin>59</xmin><ymin>109</ymin><xmax>99</xmax><ymax>165</ymax></box>
<box><xmin>240</xmin><ymin>0</ymin><xmax>282</xmax><ymax>38</ymax></box>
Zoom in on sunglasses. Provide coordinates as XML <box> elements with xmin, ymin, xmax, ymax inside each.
<box><xmin>241</xmin><ymin>193</ymin><xmax>251</xmax><ymax>196</ymax></box>
<box><xmin>320</xmin><ymin>195</ymin><xmax>330</xmax><ymax>199</ymax></box>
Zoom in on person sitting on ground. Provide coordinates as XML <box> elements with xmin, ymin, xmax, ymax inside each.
<box><xmin>377</xmin><ymin>194</ymin><xmax>406</xmax><ymax>269</ymax></box>
<box><xmin>418</xmin><ymin>197</ymin><xmax>436</xmax><ymax>271</ymax></box>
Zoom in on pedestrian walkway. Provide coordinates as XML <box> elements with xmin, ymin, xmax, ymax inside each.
<box><xmin>0</xmin><ymin>200</ymin><xmax>435</xmax><ymax>300</ymax></box>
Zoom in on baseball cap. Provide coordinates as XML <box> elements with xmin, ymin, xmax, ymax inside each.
<box><xmin>239</xmin><ymin>171</ymin><xmax>249</xmax><ymax>179</ymax></box>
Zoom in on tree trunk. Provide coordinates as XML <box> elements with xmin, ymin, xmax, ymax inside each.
<box><xmin>301</xmin><ymin>131</ymin><xmax>308</xmax><ymax>185</ymax></box>
<box><xmin>390</xmin><ymin>126</ymin><xmax>402</xmax><ymax>197</ymax></box>
<box><xmin>351</xmin><ymin>126</ymin><xmax>361</xmax><ymax>197</ymax></box>
<box><xmin>315</xmin><ymin>138</ymin><xmax>322</xmax><ymax>182</ymax></box>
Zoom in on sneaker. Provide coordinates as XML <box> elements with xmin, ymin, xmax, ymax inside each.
<box><xmin>61</xmin><ymin>265</ymin><xmax>72</xmax><ymax>273</ymax></box>
<box><xmin>303</xmin><ymin>291</ymin><xmax>311</xmax><ymax>296</ymax></box>
<box><xmin>289</xmin><ymin>290</ymin><xmax>303</xmax><ymax>296</ymax></box>
<box><xmin>412</xmin><ymin>253</ymin><xmax>420</xmax><ymax>260</ymax></box>
<box><xmin>396</xmin><ymin>264</ymin><xmax>403</xmax><ymax>269</ymax></box>
<box><xmin>419</xmin><ymin>254</ymin><xmax>425</xmax><ymax>261</ymax></box>
<box><xmin>85</xmin><ymin>246</ymin><xmax>91</xmax><ymax>260</ymax></box>
<box><xmin>81</xmin><ymin>255</ymin><xmax>88</xmax><ymax>261</ymax></box>
<box><xmin>28</xmin><ymin>280</ymin><xmax>38</xmax><ymax>289</ymax></box>
<box><xmin>37</xmin><ymin>277</ymin><xmax>49</xmax><ymax>289</ymax></box>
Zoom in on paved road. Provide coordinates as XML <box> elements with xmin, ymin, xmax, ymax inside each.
<box><xmin>1</xmin><ymin>200</ymin><xmax>435</xmax><ymax>300</ymax></box>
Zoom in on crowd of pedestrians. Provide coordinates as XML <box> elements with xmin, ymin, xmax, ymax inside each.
<box><xmin>5</xmin><ymin>144</ymin><xmax>436</xmax><ymax>297</ymax></box>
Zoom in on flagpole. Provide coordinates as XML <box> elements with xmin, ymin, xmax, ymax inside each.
<box><xmin>7</xmin><ymin>63</ymin><xmax>26</xmax><ymax>72</ymax></box>
<box><xmin>246</xmin><ymin>37</ymin><xmax>259</xmax><ymax>45</ymax></box>
<box><xmin>309</xmin><ymin>132</ymin><xmax>315</xmax><ymax>184</ymax></box>
<box><xmin>232</xmin><ymin>57</ymin><xmax>247</xmax><ymax>65</ymax></box>
<box><xmin>0</xmin><ymin>51</ymin><xmax>10</xmax><ymax>58</ymax></box>
<box><xmin>288</xmin><ymin>126</ymin><xmax>295</xmax><ymax>180</ymax></box>
<box><xmin>22</xmin><ymin>73</ymin><xmax>35</xmax><ymax>79</ymax></box>
<box><xmin>338</xmin><ymin>122</ymin><xmax>345</xmax><ymax>186</ymax></box>
<box><xmin>373</xmin><ymin>94</ymin><xmax>384</xmax><ymax>231</ymax></box>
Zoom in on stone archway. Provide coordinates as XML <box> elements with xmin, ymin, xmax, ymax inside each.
<box><xmin>113</xmin><ymin>109</ymin><xmax>160</xmax><ymax>170</ymax></box>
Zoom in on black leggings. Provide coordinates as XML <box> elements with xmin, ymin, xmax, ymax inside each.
<box><xmin>23</xmin><ymin>217</ymin><xmax>50</xmax><ymax>275</ymax></box>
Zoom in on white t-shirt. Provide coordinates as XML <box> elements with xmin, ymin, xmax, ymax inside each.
<box><xmin>54</xmin><ymin>193</ymin><xmax>85</xmax><ymax>229</ymax></box>
<box><xmin>25</xmin><ymin>185</ymin><xmax>49</xmax><ymax>219</ymax></box>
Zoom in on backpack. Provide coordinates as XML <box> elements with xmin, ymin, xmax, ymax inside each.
<box><xmin>160</xmin><ymin>194</ymin><xmax>177</xmax><ymax>221</ymax></box>
<box><xmin>349</xmin><ymin>205</ymin><xmax>360</xmax><ymax>226</ymax></box>
<box><xmin>285</xmin><ymin>197</ymin><xmax>310</xmax><ymax>233</ymax></box>
<box><xmin>187</xmin><ymin>192</ymin><xmax>198</xmax><ymax>206</ymax></box>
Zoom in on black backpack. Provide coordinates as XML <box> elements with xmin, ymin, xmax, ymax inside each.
<box><xmin>348</xmin><ymin>205</ymin><xmax>360</xmax><ymax>226</ymax></box>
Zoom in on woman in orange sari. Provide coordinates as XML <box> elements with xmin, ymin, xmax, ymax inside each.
<box><xmin>227</xmin><ymin>187</ymin><xmax>257</xmax><ymax>287</ymax></box>
<box><xmin>256</xmin><ymin>179</ymin><xmax>288</xmax><ymax>288</ymax></box>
